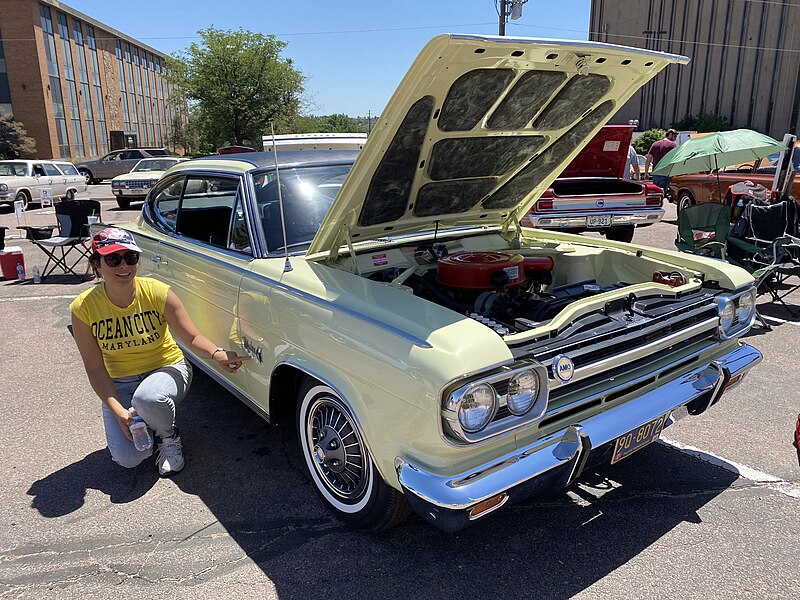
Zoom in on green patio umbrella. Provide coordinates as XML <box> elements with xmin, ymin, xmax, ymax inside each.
<box><xmin>651</xmin><ymin>128</ymin><xmax>786</xmax><ymax>202</ymax></box>
<box><xmin>652</xmin><ymin>129</ymin><xmax>785</xmax><ymax>176</ymax></box>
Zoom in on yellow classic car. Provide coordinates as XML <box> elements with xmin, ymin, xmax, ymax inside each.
<box><xmin>122</xmin><ymin>34</ymin><xmax>761</xmax><ymax>532</ymax></box>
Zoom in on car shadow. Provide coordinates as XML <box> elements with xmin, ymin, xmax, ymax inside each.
<box><xmin>158</xmin><ymin>369</ymin><xmax>739</xmax><ymax>599</ymax></box>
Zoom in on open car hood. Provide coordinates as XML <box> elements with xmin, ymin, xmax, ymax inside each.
<box><xmin>308</xmin><ymin>34</ymin><xmax>688</xmax><ymax>256</ymax></box>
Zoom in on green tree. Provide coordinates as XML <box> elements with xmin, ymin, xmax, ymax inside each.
<box><xmin>0</xmin><ymin>115</ymin><xmax>36</xmax><ymax>159</ymax></box>
<box><xmin>633</xmin><ymin>128</ymin><xmax>665</xmax><ymax>155</ymax></box>
<box><xmin>290</xmin><ymin>113</ymin><xmax>365</xmax><ymax>134</ymax></box>
<box><xmin>168</xmin><ymin>28</ymin><xmax>304</xmax><ymax>150</ymax></box>
<box><xmin>672</xmin><ymin>112</ymin><xmax>733</xmax><ymax>132</ymax></box>
<box><xmin>318</xmin><ymin>113</ymin><xmax>361</xmax><ymax>133</ymax></box>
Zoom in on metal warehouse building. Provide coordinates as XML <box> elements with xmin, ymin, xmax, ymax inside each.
<box><xmin>590</xmin><ymin>0</ymin><xmax>800</xmax><ymax>138</ymax></box>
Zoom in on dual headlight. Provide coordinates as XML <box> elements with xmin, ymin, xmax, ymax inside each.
<box><xmin>716</xmin><ymin>287</ymin><xmax>757</xmax><ymax>339</ymax></box>
<box><xmin>443</xmin><ymin>362</ymin><xmax>549</xmax><ymax>443</ymax></box>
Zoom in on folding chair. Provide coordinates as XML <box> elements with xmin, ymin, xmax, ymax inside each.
<box><xmin>21</xmin><ymin>200</ymin><xmax>101</xmax><ymax>282</ymax></box>
<box><xmin>675</xmin><ymin>203</ymin><xmax>772</xmax><ymax>329</ymax></box>
<box><xmin>728</xmin><ymin>200</ymin><xmax>800</xmax><ymax>317</ymax></box>
<box><xmin>675</xmin><ymin>203</ymin><xmax>732</xmax><ymax>259</ymax></box>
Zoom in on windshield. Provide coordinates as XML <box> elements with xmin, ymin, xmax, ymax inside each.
<box><xmin>0</xmin><ymin>162</ymin><xmax>29</xmax><ymax>177</ymax></box>
<box><xmin>252</xmin><ymin>163</ymin><xmax>353</xmax><ymax>252</ymax></box>
<box><xmin>133</xmin><ymin>159</ymin><xmax>177</xmax><ymax>172</ymax></box>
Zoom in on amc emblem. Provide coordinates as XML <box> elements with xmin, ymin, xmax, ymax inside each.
<box><xmin>553</xmin><ymin>354</ymin><xmax>575</xmax><ymax>383</ymax></box>
<box><xmin>596</xmin><ymin>199</ymin><xmax>605</xmax><ymax>207</ymax></box>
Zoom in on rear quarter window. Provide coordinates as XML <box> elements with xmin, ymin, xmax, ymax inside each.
<box><xmin>55</xmin><ymin>163</ymin><xmax>80</xmax><ymax>176</ymax></box>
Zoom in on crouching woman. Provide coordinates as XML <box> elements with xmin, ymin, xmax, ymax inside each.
<box><xmin>70</xmin><ymin>228</ymin><xmax>249</xmax><ymax>475</ymax></box>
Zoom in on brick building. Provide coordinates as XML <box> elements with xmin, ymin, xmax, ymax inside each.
<box><xmin>0</xmin><ymin>0</ymin><xmax>184</xmax><ymax>160</ymax></box>
<box><xmin>590</xmin><ymin>0</ymin><xmax>800</xmax><ymax>138</ymax></box>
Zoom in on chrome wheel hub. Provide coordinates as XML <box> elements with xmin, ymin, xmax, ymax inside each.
<box><xmin>305</xmin><ymin>397</ymin><xmax>368</xmax><ymax>501</ymax></box>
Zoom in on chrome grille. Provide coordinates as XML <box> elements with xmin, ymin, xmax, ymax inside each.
<box><xmin>493</xmin><ymin>291</ymin><xmax>720</xmax><ymax>426</ymax></box>
<box><xmin>127</xmin><ymin>180</ymin><xmax>155</xmax><ymax>189</ymax></box>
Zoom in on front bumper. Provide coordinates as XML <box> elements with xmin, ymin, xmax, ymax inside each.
<box><xmin>396</xmin><ymin>342</ymin><xmax>761</xmax><ymax>532</ymax></box>
<box><xmin>527</xmin><ymin>208</ymin><xmax>664</xmax><ymax>230</ymax></box>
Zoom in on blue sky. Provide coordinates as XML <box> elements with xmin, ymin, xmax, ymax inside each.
<box><xmin>65</xmin><ymin>0</ymin><xmax>591</xmax><ymax>117</ymax></box>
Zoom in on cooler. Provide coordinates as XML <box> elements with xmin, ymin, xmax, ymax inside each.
<box><xmin>0</xmin><ymin>246</ymin><xmax>25</xmax><ymax>280</ymax></box>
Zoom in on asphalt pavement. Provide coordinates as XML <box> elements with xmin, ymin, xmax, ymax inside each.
<box><xmin>0</xmin><ymin>188</ymin><xmax>798</xmax><ymax>599</ymax></box>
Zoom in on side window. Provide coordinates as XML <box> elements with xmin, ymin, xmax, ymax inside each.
<box><xmin>152</xmin><ymin>177</ymin><xmax>185</xmax><ymax>233</ymax></box>
<box><xmin>42</xmin><ymin>163</ymin><xmax>61</xmax><ymax>176</ymax></box>
<box><xmin>104</xmin><ymin>152</ymin><xmax>121</xmax><ymax>162</ymax></box>
<box><xmin>176</xmin><ymin>175</ymin><xmax>240</xmax><ymax>249</ymax></box>
<box><xmin>228</xmin><ymin>195</ymin><xmax>252</xmax><ymax>255</ymax></box>
<box><xmin>56</xmin><ymin>163</ymin><xmax>80</xmax><ymax>176</ymax></box>
<box><xmin>121</xmin><ymin>150</ymin><xmax>143</xmax><ymax>160</ymax></box>
<box><xmin>32</xmin><ymin>164</ymin><xmax>46</xmax><ymax>177</ymax></box>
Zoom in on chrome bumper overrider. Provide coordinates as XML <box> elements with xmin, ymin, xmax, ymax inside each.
<box><xmin>396</xmin><ymin>343</ymin><xmax>761</xmax><ymax>532</ymax></box>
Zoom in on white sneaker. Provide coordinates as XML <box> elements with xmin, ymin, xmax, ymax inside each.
<box><xmin>156</xmin><ymin>431</ymin><xmax>185</xmax><ymax>476</ymax></box>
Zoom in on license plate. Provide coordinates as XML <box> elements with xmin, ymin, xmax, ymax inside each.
<box><xmin>611</xmin><ymin>413</ymin><xmax>668</xmax><ymax>464</ymax></box>
<box><xmin>122</xmin><ymin>189</ymin><xmax>146</xmax><ymax>195</ymax></box>
<box><xmin>587</xmin><ymin>214</ymin><xmax>612</xmax><ymax>227</ymax></box>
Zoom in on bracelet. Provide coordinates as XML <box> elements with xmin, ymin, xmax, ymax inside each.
<box><xmin>211</xmin><ymin>347</ymin><xmax>225</xmax><ymax>360</ymax></box>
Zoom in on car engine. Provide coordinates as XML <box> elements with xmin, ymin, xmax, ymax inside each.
<box><xmin>368</xmin><ymin>247</ymin><xmax>629</xmax><ymax>334</ymax></box>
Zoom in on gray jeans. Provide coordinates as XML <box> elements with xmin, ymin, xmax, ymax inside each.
<box><xmin>102</xmin><ymin>360</ymin><xmax>193</xmax><ymax>468</ymax></box>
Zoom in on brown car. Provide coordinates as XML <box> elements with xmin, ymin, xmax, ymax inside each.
<box><xmin>668</xmin><ymin>144</ymin><xmax>800</xmax><ymax>212</ymax></box>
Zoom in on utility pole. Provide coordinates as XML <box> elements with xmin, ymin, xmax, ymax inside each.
<box><xmin>498</xmin><ymin>0</ymin><xmax>527</xmax><ymax>36</ymax></box>
<box><xmin>367</xmin><ymin>110</ymin><xmax>372</xmax><ymax>135</ymax></box>
<box><xmin>499</xmin><ymin>0</ymin><xmax>507</xmax><ymax>36</ymax></box>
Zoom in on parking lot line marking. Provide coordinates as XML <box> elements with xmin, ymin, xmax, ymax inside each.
<box><xmin>761</xmin><ymin>314</ymin><xmax>800</xmax><ymax>326</ymax></box>
<box><xmin>659</xmin><ymin>437</ymin><xmax>800</xmax><ymax>499</ymax></box>
<box><xmin>0</xmin><ymin>294</ymin><xmax>77</xmax><ymax>302</ymax></box>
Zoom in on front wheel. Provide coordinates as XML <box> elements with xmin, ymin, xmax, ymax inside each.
<box><xmin>604</xmin><ymin>226</ymin><xmax>635</xmax><ymax>243</ymax></box>
<box><xmin>14</xmin><ymin>190</ymin><xmax>30</xmax><ymax>211</ymax></box>
<box><xmin>296</xmin><ymin>379</ymin><xmax>410</xmax><ymax>531</ymax></box>
<box><xmin>65</xmin><ymin>189</ymin><xmax>75</xmax><ymax>201</ymax></box>
<box><xmin>677</xmin><ymin>191</ymin><xmax>695</xmax><ymax>213</ymax></box>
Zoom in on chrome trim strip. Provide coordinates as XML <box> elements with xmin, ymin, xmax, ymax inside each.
<box><xmin>398</xmin><ymin>343</ymin><xmax>761</xmax><ymax>511</ymax></box>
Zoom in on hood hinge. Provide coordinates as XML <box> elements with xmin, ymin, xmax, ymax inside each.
<box><xmin>501</xmin><ymin>213</ymin><xmax>523</xmax><ymax>249</ymax></box>
<box><xmin>326</xmin><ymin>219</ymin><xmax>361</xmax><ymax>275</ymax></box>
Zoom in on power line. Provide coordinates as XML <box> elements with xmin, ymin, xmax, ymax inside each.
<box><xmin>510</xmin><ymin>22</ymin><xmax>800</xmax><ymax>55</ymax></box>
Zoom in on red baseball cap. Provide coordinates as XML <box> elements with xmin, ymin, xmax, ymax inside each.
<box><xmin>91</xmin><ymin>227</ymin><xmax>142</xmax><ymax>255</ymax></box>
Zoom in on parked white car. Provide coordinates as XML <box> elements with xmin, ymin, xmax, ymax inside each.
<box><xmin>110</xmin><ymin>157</ymin><xmax>190</xmax><ymax>209</ymax></box>
<box><xmin>0</xmin><ymin>160</ymin><xmax>87</xmax><ymax>210</ymax></box>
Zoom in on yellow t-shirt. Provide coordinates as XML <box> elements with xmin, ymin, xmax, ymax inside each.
<box><xmin>70</xmin><ymin>277</ymin><xmax>184</xmax><ymax>378</ymax></box>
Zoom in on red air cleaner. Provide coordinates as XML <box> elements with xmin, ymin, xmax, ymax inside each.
<box><xmin>437</xmin><ymin>252</ymin><xmax>553</xmax><ymax>291</ymax></box>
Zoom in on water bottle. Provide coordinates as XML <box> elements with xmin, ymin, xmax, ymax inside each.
<box><xmin>128</xmin><ymin>408</ymin><xmax>153</xmax><ymax>451</ymax></box>
<box><xmin>32</xmin><ymin>266</ymin><xmax>41</xmax><ymax>284</ymax></box>
<box><xmin>16</xmin><ymin>263</ymin><xmax>24</xmax><ymax>281</ymax></box>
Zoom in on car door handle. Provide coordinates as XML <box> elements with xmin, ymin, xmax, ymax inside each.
<box><xmin>150</xmin><ymin>255</ymin><xmax>168</xmax><ymax>265</ymax></box>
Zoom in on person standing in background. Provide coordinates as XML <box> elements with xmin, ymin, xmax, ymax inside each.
<box><xmin>626</xmin><ymin>144</ymin><xmax>641</xmax><ymax>180</ymax></box>
<box><xmin>645</xmin><ymin>128</ymin><xmax>678</xmax><ymax>194</ymax></box>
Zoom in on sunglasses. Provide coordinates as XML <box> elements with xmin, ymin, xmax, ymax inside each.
<box><xmin>102</xmin><ymin>251</ymin><xmax>140</xmax><ymax>267</ymax></box>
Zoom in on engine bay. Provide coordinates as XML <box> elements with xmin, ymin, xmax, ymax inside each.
<box><xmin>352</xmin><ymin>234</ymin><xmax>697</xmax><ymax>336</ymax></box>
